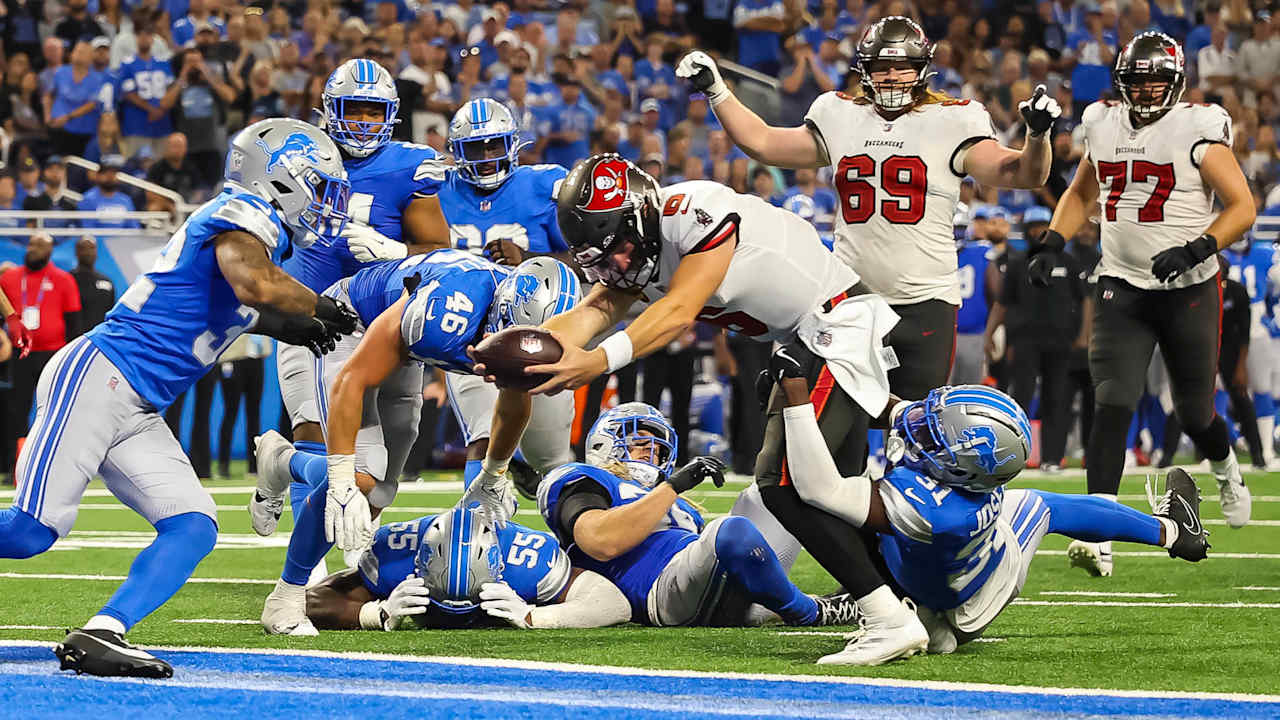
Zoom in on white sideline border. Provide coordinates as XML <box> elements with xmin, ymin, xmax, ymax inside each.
<box><xmin>1</xmin><ymin>639</ymin><xmax>1276</xmax><ymax>704</ymax></box>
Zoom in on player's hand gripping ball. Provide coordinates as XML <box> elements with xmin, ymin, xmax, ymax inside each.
<box><xmin>472</xmin><ymin>326</ymin><xmax>564</xmax><ymax>391</ymax></box>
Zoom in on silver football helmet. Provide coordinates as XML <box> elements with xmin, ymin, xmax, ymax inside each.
<box><xmin>321</xmin><ymin>58</ymin><xmax>400</xmax><ymax>158</ymax></box>
<box><xmin>485</xmin><ymin>257</ymin><xmax>581</xmax><ymax>333</ymax></box>
<box><xmin>585</xmin><ymin>402</ymin><xmax>678</xmax><ymax>488</ymax></box>
<box><xmin>224</xmin><ymin>118</ymin><xmax>351</xmax><ymax>248</ymax></box>
<box><xmin>415</xmin><ymin>506</ymin><xmax>505</xmax><ymax>615</ymax></box>
<box><xmin>891</xmin><ymin>385</ymin><xmax>1032</xmax><ymax>493</ymax></box>
<box><xmin>448</xmin><ymin>98</ymin><xmax>525</xmax><ymax>189</ymax></box>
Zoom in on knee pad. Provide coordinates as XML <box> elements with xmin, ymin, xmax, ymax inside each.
<box><xmin>1094</xmin><ymin>379</ymin><xmax>1141</xmax><ymax>412</ymax></box>
<box><xmin>712</xmin><ymin>516</ymin><xmax>770</xmax><ymax>566</ymax></box>
<box><xmin>0</xmin><ymin>508</ymin><xmax>58</xmax><ymax>558</ymax></box>
<box><xmin>154</xmin><ymin>511</ymin><xmax>218</xmax><ymax>558</ymax></box>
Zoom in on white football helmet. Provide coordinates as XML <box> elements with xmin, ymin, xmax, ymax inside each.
<box><xmin>485</xmin><ymin>257</ymin><xmax>581</xmax><ymax>333</ymax></box>
<box><xmin>321</xmin><ymin>58</ymin><xmax>400</xmax><ymax>158</ymax></box>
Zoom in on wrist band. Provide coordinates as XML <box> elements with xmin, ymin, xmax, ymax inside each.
<box><xmin>482</xmin><ymin>455</ymin><xmax>511</xmax><ymax>479</ymax></box>
<box><xmin>327</xmin><ymin>454</ymin><xmax>356</xmax><ymax>488</ymax></box>
<box><xmin>359</xmin><ymin>601</ymin><xmax>384</xmax><ymax>630</ymax></box>
<box><xmin>599</xmin><ymin>331</ymin><xmax>634</xmax><ymax>373</ymax></box>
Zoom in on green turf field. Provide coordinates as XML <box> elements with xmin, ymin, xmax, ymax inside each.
<box><xmin>2</xmin><ymin>466</ymin><xmax>1278</xmax><ymax>696</ymax></box>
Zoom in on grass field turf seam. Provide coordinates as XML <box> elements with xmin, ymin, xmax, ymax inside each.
<box><xmin>0</xmin><ymin>466</ymin><xmax>1277</xmax><ymax>698</ymax></box>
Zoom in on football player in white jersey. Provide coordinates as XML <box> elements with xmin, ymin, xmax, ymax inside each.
<box><xmin>468</xmin><ymin>154</ymin><xmax>933</xmax><ymax>665</ymax></box>
<box><xmin>1038</xmin><ymin>32</ymin><xmax>1255</xmax><ymax>577</ymax></box>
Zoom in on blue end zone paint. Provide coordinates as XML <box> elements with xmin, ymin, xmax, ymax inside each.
<box><xmin>1</xmin><ymin>643</ymin><xmax>1277</xmax><ymax>720</ymax></box>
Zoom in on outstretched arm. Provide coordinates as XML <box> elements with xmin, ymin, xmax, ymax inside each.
<box><xmin>215</xmin><ymin>231</ymin><xmax>318</xmax><ymax>315</ymax></box>
<box><xmin>327</xmin><ymin>295</ymin><xmax>409</xmax><ymax>456</ymax></box>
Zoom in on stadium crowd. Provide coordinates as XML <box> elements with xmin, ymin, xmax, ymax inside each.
<box><xmin>1</xmin><ymin>0</ymin><xmax>1280</xmax><ymax>481</ymax></box>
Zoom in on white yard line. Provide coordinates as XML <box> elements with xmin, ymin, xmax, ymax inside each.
<box><xmin>1036</xmin><ymin>549</ymin><xmax>1280</xmax><ymax>559</ymax></box>
<box><xmin>1235</xmin><ymin>586</ymin><xmax>1280</xmax><ymax>591</ymax></box>
<box><xmin>0</xmin><ymin>572</ymin><xmax>275</xmax><ymax>584</ymax></box>
<box><xmin>1012</xmin><ymin>599</ymin><xmax>1280</xmax><ymax>609</ymax></box>
<box><xmin>1037</xmin><ymin>591</ymin><xmax>1176</xmax><ymax>598</ymax></box>
<box><xmin>171</xmin><ymin>618</ymin><xmax>259</xmax><ymax>625</ymax></box>
<box><xmin>0</xmin><ymin>625</ymin><xmax>62</xmax><ymax>630</ymax></box>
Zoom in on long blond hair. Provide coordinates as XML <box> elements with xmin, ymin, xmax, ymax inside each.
<box><xmin>597</xmin><ymin>459</ymin><xmax>709</xmax><ymax>515</ymax></box>
<box><xmin>844</xmin><ymin>86</ymin><xmax>961</xmax><ymax>109</ymax></box>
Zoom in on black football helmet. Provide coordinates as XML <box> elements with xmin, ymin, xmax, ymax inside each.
<box><xmin>556</xmin><ymin>153</ymin><xmax>662</xmax><ymax>292</ymax></box>
<box><xmin>1113</xmin><ymin>32</ymin><xmax>1185</xmax><ymax>124</ymax></box>
<box><xmin>854</xmin><ymin>16</ymin><xmax>935</xmax><ymax>111</ymax></box>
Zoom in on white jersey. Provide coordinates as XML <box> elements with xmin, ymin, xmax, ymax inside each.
<box><xmin>805</xmin><ymin>93</ymin><xmax>997</xmax><ymax>305</ymax></box>
<box><xmin>638</xmin><ymin>180</ymin><xmax>857</xmax><ymax>342</ymax></box>
<box><xmin>1082</xmin><ymin>101</ymin><xmax>1232</xmax><ymax>290</ymax></box>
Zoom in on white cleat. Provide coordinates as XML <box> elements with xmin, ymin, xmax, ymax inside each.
<box><xmin>262</xmin><ymin>579</ymin><xmax>319</xmax><ymax>636</ymax></box>
<box><xmin>1068</xmin><ymin>540</ymin><xmax>1113</xmax><ymax>577</ymax></box>
<box><xmin>817</xmin><ymin>598</ymin><xmax>928</xmax><ymax>666</ymax></box>
<box><xmin>249</xmin><ymin>431</ymin><xmax>296</xmax><ymax>536</ymax></box>
<box><xmin>1211</xmin><ymin>452</ymin><xmax>1251</xmax><ymax>528</ymax></box>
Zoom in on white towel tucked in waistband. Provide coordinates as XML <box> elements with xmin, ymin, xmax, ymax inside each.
<box><xmin>796</xmin><ymin>294</ymin><xmax>901</xmax><ymax>415</ymax></box>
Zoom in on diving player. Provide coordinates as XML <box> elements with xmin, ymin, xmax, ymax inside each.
<box><xmin>258</xmin><ymin>251</ymin><xmax>579</xmax><ymax>636</ymax></box>
<box><xmin>265</xmin><ymin>58</ymin><xmax>452</xmax><ymax>540</ymax></box>
<box><xmin>1225</xmin><ymin>237</ymin><xmax>1280</xmax><ymax>468</ymax></box>
<box><xmin>0</xmin><ymin>118</ymin><xmax>357</xmax><ymax>677</ymax></box>
<box><xmin>301</xmin><ymin>507</ymin><xmax>631</xmax><ymax>631</ymax></box>
<box><xmin>538</xmin><ymin>403</ymin><xmax>860</xmax><ymax>629</ymax></box>
<box><xmin>771</xmin><ymin>344</ymin><xmax>1211</xmax><ymax>663</ymax></box>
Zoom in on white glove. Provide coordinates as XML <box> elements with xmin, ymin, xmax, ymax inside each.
<box><xmin>676</xmin><ymin>51</ymin><xmax>730</xmax><ymax>106</ymax></box>
<box><xmin>344</xmin><ymin>221</ymin><xmax>408</xmax><ymax>263</ymax></box>
<box><xmin>324</xmin><ymin>454</ymin><xmax>375</xmax><ymax>551</ymax></box>
<box><xmin>1018</xmin><ymin>84</ymin><xmax>1061</xmax><ymax>137</ymax></box>
<box><xmin>379</xmin><ymin>575</ymin><xmax>432</xmax><ymax>630</ymax></box>
<box><xmin>458</xmin><ymin>466</ymin><xmax>517</xmax><ymax>528</ymax></box>
<box><xmin>479</xmin><ymin>581</ymin><xmax>534</xmax><ymax>629</ymax></box>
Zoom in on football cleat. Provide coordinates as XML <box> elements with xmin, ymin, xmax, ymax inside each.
<box><xmin>54</xmin><ymin>628</ymin><xmax>173</xmax><ymax>679</ymax></box>
<box><xmin>816</xmin><ymin>598</ymin><xmax>928</xmax><ymax>666</ymax></box>
<box><xmin>249</xmin><ymin>431</ymin><xmax>295</xmax><ymax>536</ymax></box>
<box><xmin>508</xmin><ymin>456</ymin><xmax>543</xmax><ymax>501</ymax></box>
<box><xmin>261</xmin><ymin>579</ymin><xmax>319</xmax><ymax>636</ymax></box>
<box><xmin>1067</xmin><ymin>540</ymin><xmax>1113</xmax><ymax>577</ymax></box>
<box><xmin>1211</xmin><ymin>453</ymin><xmax>1251</xmax><ymax>528</ymax></box>
<box><xmin>1150</xmin><ymin>468</ymin><xmax>1210</xmax><ymax>562</ymax></box>
<box><xmin>812</xmin><ymin>592</ymin><xmax>860</xmax><ymax>627</ymax></box>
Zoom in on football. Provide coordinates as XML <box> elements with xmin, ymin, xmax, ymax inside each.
<box><xmin>472</xmin><ymin>325</ymin><xmax>563</xmax><ymax>391</ymax></box>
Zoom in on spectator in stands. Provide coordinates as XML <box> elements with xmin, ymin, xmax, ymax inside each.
<box><xmin>90</xmin><ymin>35</ymin><xmax>113</xmax><ymax>76</ymax></box>
<box><xmin>538</xmin><ymin>73</ymin><xmax>595</xmax><ymax>168</ymax></box>
<box><xmin>608</xmin><ymin>6</ymin><xmax>646</xmax><ymax>59</ymax></box>
<box><xmin>173</xmin><ymin>44</ymin><xmax>234</xmax><ymax>188</ymax></box>
<box><xmin>55</xmin><ymin>0</ymin><xmax>106</xmax><ymax>48</ymax></box>
<box><xmin>1199</xmin><ymin>22</ymin><xmax>1237</xmax><ymax>92</ymax></box>
<box><xmin>118</xmin><ymin>20</ymin><xmax>179</xmax><ymax>159</ymax></box>
<box><xmin>779</xmin><ymin>34</ymin><xmax>836</xmax><ymax>127</ymax></box>
<box><xmin>0</xmin><ymin>232</ymin><xmax>81</xmax><ymax>474</ymax></box>
<box><xmin>1065</xmin><ymin>1</ymin><xmax>1117</xmax><ymax>110</ymax></box>
<box><xmin>7</xmin><ymin>69</ymin><xmax>46</xmax><ymax>154</ymax></box>
<box><xmin>706</xmin><ymin>129</ymin><xmax>748</xmax><ymax>187</ymax></box>
<box><xmin>146</xmin><ymin>131</ymin><xmax>201</xmax><ymax>210</ymax></box>
<box><xmin>639</xmin><ymin>97</ymin><xmax>666</xmax><ymax>150</ymax></box>
<box><xmin>14</xmin><ymin>157</ymin><xmax>43</xmax><ymax>205</ymax></box>
<box><xmin>111</xmin><ymin>9</ymin><xmax>173</xmax><ymax>69</ymax></box>
<box><xmin>83</xmin><ymin>111</ymin><xmax>123</xmax><ymax>165</ymax></box>
<box><xmin>1</xmin><ymin>0</ymin><xmax>43</xmax><ymax>64</ymax></box>
<box><xmin>1121</xmin><ymin>0</ymin><xmax>1160</xmax><ymax>38</ymax></box>
<box><xmin>22</xmin><ymin>156</ymin><xmax>76</xmax><ymax>224</ymax></box>
<box><xmin>44</xmin><ymin>40</ymin><xmax>105</xmax><ymax>157</ymax></box>
<box><xmin>39</xmin><ymin>37</ymin><xmax>65</xmax><ymax>96</ymax></box>
<box><xmin>785</xmin><ymin>167</ymin><xmax>836</xmax><ymax>231</ymax></box>
<box><xmin>646</xmin><ymin>0</ymin><xmax>693</xmax><ymax>46</ymax></box>
<box><xmin>673</xmin><ymin>96</ymin><xmax>717</xmax><ymax>159</ymax></box>
<box><xmin>1238</xmin><ymin>12</ymin><xmax>1280</xmax><ymax>107</ymax></box>
<box><xmin>733</xmin><ymin>0</ymin><xmax>786</xmax><ymax>75</ymax></box>
<box><xmin>1150</xmin><ymin>0</ymin><xmax>1189</xmax><ymax>40</ymax></box>
<box><xmin>172</xmin><ymin>0</ymin><xmax>226</xmax><ymax>49</ymax></box>
<box><xmin>1186</xmin><ymin>2</ymin><xmax>1221</xmax><ymax>61</ymax></box>
<box><xmin>272</xmin><ymin>43</ymin><xmax>306</xmax><ymax>119</ymax></box>
<box><xmin>0</xmin><ymin>176</ymin><xmax>23</xmax><ymax>236</ymax></box>
<box><xmin>750</xmin><ymin>165</ymin><xmax>784</xmax><ymax>206</ymax></box>
<box><xmin>68</xmin><ymin>236</ymin><xmax>114</xmax><ymax>338</ymax></box>
<box><xmin>450</xmin><ymin>45</ymin><xmax>489</xmax><ymax>109</ymax></box>
<box><xmin>238</xmin><ymin>60</ymin><xmax>285</xmax><ymax>123</ymax></box>
<box><xmin>1037</xmin><ymin>0</ymin><xmax>1068</xmax><ymax>58</ymax></box>
<box><xmin>95</xmin><ymin>0</ymin><xmax>129</xmax><ymax>42</ymax></box>
<box><xmin>635</xmin><ymin>36</ymin><xmax>678</xmax><ymax>130</ymax></box>
<box><xmin>78</xmin><ymin>154</ymin><xmax>139</xmax><ymax>229</ymax></box>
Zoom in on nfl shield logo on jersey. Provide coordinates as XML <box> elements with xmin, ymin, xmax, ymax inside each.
<box><xmin>480</xmin><ymin>200</ymin><xmax>492</xmax><ymax>212</ymax></box>
<box><xmin>520</xmin><ymin>335</ymin><xmax>544</xmax><ymax>354</ymax></box>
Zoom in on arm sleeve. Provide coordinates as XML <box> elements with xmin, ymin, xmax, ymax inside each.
<box><xmin>525</xmin><ymin>570</ymin><xmax>631</xmax><ymax>628</ymax></box>
<box><xmin>877</xmin><ymin>476</ymin><xmax>934</xmax><ymax>544</ymax></box>
<box><xmin>554</xmin><ymin>480</ymin><xmax>613</xmax><ymax>541</ymax></box>
<box><xmin>781</xmin><ymin>403</ymin><xmax>871</xmax><ymax>527</ymax></box>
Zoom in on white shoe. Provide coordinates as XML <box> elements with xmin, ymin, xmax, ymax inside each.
<box><xmin>817</xmin><ymin>598</ymin><xmax>928</xmax><ymax>666</ymax></box>
<box><xmin>261</xmin><ymin>579</ymin><xmax>319</xmax><ymax>636</ymax></box>
<box><xmin>307</xmin><ymin>557</ymin><xmax>329</xmax><ymax>587</ymax></box>
<box><xmin>1068</xmin><ymin>540</ymin><xmax>1113</xmax><ymax>577</ymax></box>
<box><xmin>1213</xmin><ymin>459</ymin><xmax>1252</xmax><ymax>529</ymax></box>
<box><xmin>249</xmin><ymin>431</ymin><xmax>296</xmax><ymax>536</ymax></box>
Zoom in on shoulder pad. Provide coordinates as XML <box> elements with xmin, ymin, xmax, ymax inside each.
<box><xmin>1081</xmin><ymin>101</ymin><xmax>1109</xmax><ymax>126</ymax></box>
<box><xmin>212</xmin><ymin>193</ymin><xmax>282</xmax><ymax>250</ymax></box>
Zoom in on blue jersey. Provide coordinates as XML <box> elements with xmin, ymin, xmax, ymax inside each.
<box><xmin>956</xmin><ymin>240</ymin><xmax>993</xmax><ymax>334</ymax></box>
<box><xmin>343</xmin><ymin>250</ymin><xmax>508</xmax><ymax>372</ymax></box>
<box><xmin>357</xmin><ymin>516</ymin><xmax>572</xmax><ymax>604</ymax></box>
<box><xmin>117</xmin><ymin>54</ymin><xmax>176</xmax><ymax>138</ymax></box>
<box><xmin>876</xmin><ymin>467</ymin><xmax>1008</xmax><ymax>613</ymax></box>
<box><xmin>78</xmin><ymin>188</ymin><xmax>140</xmax><ymax>229</ymax></box>
<box><xmin>538</xmin><ymin>462</ymin><xmax>705</xmax><ymax>623</ymax></box>
<box><xmin>284</xmin><ymin>140</ymin><xmax>446</xmax><ymax>293</ymax></box>
<box><xmin>439</xmin><ymin>165</ymin><xmax>568</xmax><ymax>258</ymax></box>
<box><xmin>1224</xmin><ymin>242</ymin><xmax>1276</xmax><ymax>306</ymax></box>
<box><xmin>88</xmin><ymin>191</ymin><xmax>288</xmax><ymax>410</ymax></box>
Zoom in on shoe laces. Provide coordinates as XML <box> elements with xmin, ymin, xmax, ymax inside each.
<box><xmin>818</xmin><ymin>595</ymin><xmax>860</xmax><ymax>626</ymax></box>
<box><xmin>1145</xmin><ymin>474</ymin><xmax>1171</xmax><ymax>517</ymax></box>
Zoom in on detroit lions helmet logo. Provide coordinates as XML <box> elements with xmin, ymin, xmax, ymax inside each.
<box><xmin>256</xmin><ymin>132</ymin><xmax>322</xmax><ymax>174</ymax></box>
<box><xmin>958</xmin><ymin>426</ymin><xmax>1017</xmax><ymax>473</ymax></box>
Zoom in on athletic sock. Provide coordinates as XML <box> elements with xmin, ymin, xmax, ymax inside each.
<box><xmin>1186</xmin><ymin>414</ymin><xmax>1230</xmax><ymax>463</ymax></box>
<box><xmin>82</xmin><ymin>615</ymin><xmax>127</xmax><ymax>635</ymax></box>
<box><xmin>713</xmin><ymin>516</ymin><xmax>818</xmax><ymax>626</ymax></box>
<box><xmin>1087</xmin><ymin>404</ymin><xmax>1134</xmax><ymax>496</ymax></box>
<box><xmin>282</xmin><ymin>480</ymin><xmax>334</xmax><ymax>585</ymax></box>
<box><xmin>463</xmin><ymin>459</ymin><xmax>482</xmax><ymax>489</ymax></box>
<box><xmin>0</xmin><ymin>507</ymin><xmax>58</xmax><ymax>559</ymax></box>
<box><xmin>98</xmin><ymin>512</ymin><xmax>218</xmax><ymax>631</ymax></box>
<box><xmin>1256</xmin><ymin>396</ymin><xmax>1276</xmax><ymax>463</ymax></box>
<box><xmin>1157</xmin><ymin>517</ymin><xmax>1178</xmax><ymax>549</ymax></box>
<box><xmin>1040</xmin><ymin>491</ymin><xmax>1160</xmax><ymax>545</ymax></box>
<box><xmin>289</xmin><ymin>445</ymin><xmax>328</xmax><ymax>519</ymax></box>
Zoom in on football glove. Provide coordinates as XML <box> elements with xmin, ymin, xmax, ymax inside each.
<box><xmin>479</xmin><ymin>581</ymin><xmax>534</xmax><ymax>629</ymax></box>
<box><xmin>459</xmin><ymin>468</ymin><xmax>517</xmax><ymax>528</ymax></box>
<box><xmin>324</xmin><ymin>454</ymin><xmax>375</xmax><ymax>551</ymax></box>
<box><xmin>377</xmin><ymin>576</ymin><xmax>432</xmax><ymax>630</ymax></box>
<box><xmin>768</xmin><ymin>341</ymin><xmax>815</xmax><ymax>384</ymax></box>
<box><xmin>1151</xmin><ymin>234</ymin><xmax>1218</xmax><ymax>283</ymax></box>
<box><xmin>1018</xmin><ymin>84</ymin><xmax>1061</xmax><ymax>137</ymax></box>
<box><xmin>1027</xmin><ymin>229</ymin><xmax>1067</xmax><ymax>288</ymax></box>
<box><xmin>343</xmin><ymin>221</ymin><xmax>408</xmax><ymax>263</ymax></box>
<box><xmin>315</xmin><ymin>296</ymin><xmax>360</xmax><ymax>336</ymax></box>
<box><xmin>666</xmin><ymin>456</ymin><xmax>727</xmax><ymax>494</ymax></box>
<box><xmin>3</xmin><ymin>312</ymin><xmax>31</xmax><ymax>359</ymax></box>
<box><xmin>676</xmin><ymin>51</ymin><xmax>730</xmax><ymax>106</ymax></box>
<box><xmin>251</xmin><ymin>309</ymin><xmax>340</xmax><ymax>357</ymax></box>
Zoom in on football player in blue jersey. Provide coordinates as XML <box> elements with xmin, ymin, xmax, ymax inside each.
<box><xmin>538</xmin><ymin>403</ymin><xmax>859</xmax><ymax>629</ymax></box>
<box><xmin>257</xmin><ymin>251</ymin><xmax>580</xmax><ymax>635</ymax></box>
<box><xmin>270</xmin><ymin>58</ymin><xmax>452</xmax><ymax>554</ymax></box>
<box><xmin>1225</xmin><ymin>237</ymin><xmax>1280</xmax><ymax>468</ymax></box>
<box><xmin>440</xmin><ymin>98</ymin><xmax>572</xmax><ymax>266</ymax></box>
<box><xmin>771</xmin><ymin>342</ymin><xmax>1211</xmax><ymax>665</ymax></box>
<box><xmin>302</xmin><ymin>507</ymin><xmax>631</xmax><ymax>631</ymax></box>
<box><xmin>0</xmin><ymin>118</ymin><xmax>358</xmax><ymax>678</ymax></box>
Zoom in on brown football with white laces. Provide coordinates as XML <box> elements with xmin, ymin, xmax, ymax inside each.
<box><xmin>472</xmin><ymin>326</ymin><xmax>563</xmax><ymax>391</ymax></box>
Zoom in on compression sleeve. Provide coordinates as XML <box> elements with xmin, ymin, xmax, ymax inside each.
<box><xmin>525</xmin><ymin>570</ymin><xmax>631</xmax><ymax>629</ymax></box>
<box><xmin>554</xmin><ymin>481</ymin><xmax>613</xmax><ymax>540</ymax></box>
<box><xmin>782</xmin><ymin>403</ymin><xmax>872</xmax><ymax>527</ymax></box>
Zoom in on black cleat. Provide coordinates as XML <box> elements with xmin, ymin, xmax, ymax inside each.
<box><xmin>508</xmin><ymin>456</ymin><xmax>543</xmax><ymax>501</ymax></box>
<box><xmin>812</xmin><ymin>592</ymin><xmax>861</xmax><ymax>626</ymax></box>
<box><xmin>54</xmin><ymin>628</ymin><xmax>173</xmax><ymax>679</ymax></box>
<box><xmin>1153</xmin><ymin>468</ymin><xmax>1210</xmax><ymax>562</ymax></box>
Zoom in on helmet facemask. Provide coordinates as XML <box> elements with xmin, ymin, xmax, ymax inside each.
<box><xmin>293</xmin><ymin>164</ymin><xmax>352</xmax><ymax>244</ymax></box>
<box><xmin>859</xmin><ymin>58</ymin><xmax>931</xmax><ymax>111</ymax></box>
<box><xmin>323</xmin><ymin>95</ymin><xmax>400</xmax><ymax>158</ymax></box>
<box><xmin>585</xmin><ymin>403</ymin><xmax>679</xmax><ymax>488</ymax></box>
<box><xmin>1116</xmin><ymin>71</ymin><xmax>1184</xmax><ymax>124</ymax></box>
<box><xmin>452</xmin><ymin>133</ymin><xmax>524</xmax><ymax>190</ymax></box>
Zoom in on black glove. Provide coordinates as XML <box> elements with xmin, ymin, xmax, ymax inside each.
<box><xmin>665</xmin><ymin>456</ymin><xmax>726</xmax><ymax>494</ymax></box>
<box><xmin>253</xmin><ymin>309</ymin><xmax>340</xmax><ymax>357</ymax></box>
<box><xmin>1026</xmin><ymin>229</ymin><xmax>1067</xmax><ymax>288</ymax></box>
<box><xmin>315</xmin><ymin>295</ymin><xmax>359</xmax><ymax>335</ymax></box>
<box><xmin>1150</xmin><ymin>234</ymin><xmax>1218</xmax><ymax>283</ymax></box>
<box><xmin>769</xmin><ymin>341</ymin><xmax>817</xmax><ymax>383</ymax></box>
<box><xmin>1018</xmin><ymin>84</ymin><xmax>1061</xmax><ymax>137</ymax></box>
